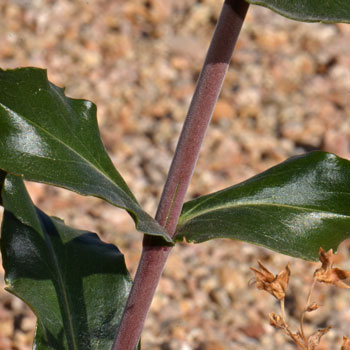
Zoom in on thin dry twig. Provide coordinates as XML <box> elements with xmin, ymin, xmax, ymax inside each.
<box><xmin>251</xmin><ymin>247</ymin><xmax>350</xmax><ymax>350</ymax></box>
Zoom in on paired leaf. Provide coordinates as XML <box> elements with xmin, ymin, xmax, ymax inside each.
<box><xmin>245</xmin><ymin>0</ymin><xmax>350</xmax><ymax>23</ymax></box>
<box><xmin>0</xmin><ymin>67</ymin><xmax>171</xmax><ymax>242</ymax></box>
<box><xmin>1</xmin><ymin>174</ymin><xmax>133</xmax><ymax>349</ymax></box>
<box><xmin>176</xmin><ymin>152</ymin><xmax>350</xmax><ymax>261</ymax></box>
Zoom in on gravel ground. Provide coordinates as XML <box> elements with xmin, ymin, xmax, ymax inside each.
<box><xmin>0</xmin><ymin>0</ymin><xmax>350</xmax><ymax>349</ymax></box>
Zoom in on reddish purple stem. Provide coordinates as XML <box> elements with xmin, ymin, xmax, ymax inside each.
<box><xmin>112</xmin><ymin>1</ymin><xmax>249</xmax><ymax>349</ymax></box>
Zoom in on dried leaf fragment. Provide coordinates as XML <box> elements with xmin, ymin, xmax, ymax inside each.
<box><xmin>318</xmin><ymin>247</ymin><xmax>334</xmax><ymax>270</ymax></box>
<box><xmin>308</xmin><ymin>326</ymin><xmax>331</xmax><ymax>350</ymax></box>
<box><xmin>342</xmin><ymin>336</ymin><xmax>350</xmax><ymax>350</ymax></box>
<box><xmin>314</xmin><ymin>248</ymin><xmax>350</xmax><ymax>289</ymax></box>
<box><xmin>250</xmin><ymin>261</ymin><xmax>291</xmax><ymax>300</ymax></box>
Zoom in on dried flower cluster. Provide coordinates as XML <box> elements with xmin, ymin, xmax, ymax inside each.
<box><xmin>251</xmin><ymin>248</ymin><xmax>350</xmax><ymax>350</ymax></box>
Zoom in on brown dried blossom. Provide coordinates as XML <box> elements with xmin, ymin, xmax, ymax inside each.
<box><xmin>269</xmin><ymin>312</ymin><xmax>284</xmax><ymax>329</ymax></box>
<box><xmin>252</xmin><ymin>253</ymin><xmax>350</xmax><ymax>350</ymax></box>
<box><xmin>250</xmin><ymin>261</ymin><xmax>291</xmax><ymax>300</ymax></box>
<box><xmin>305</xmin><ymin>302</ymin><xmax>319</xmax><ymax>313</ymax></box>
<box><xmin>342</xmin><ymin>336</ymin><xmax>350</xmax><ymax>350</ymax></box>
<box><xmin>307</xmin><ymin>327</ymin><xmax>331</xmax><ymax>350</ymax></box>
<box><xmin>314</xmin><ymin>248</ymin><xmax>350</xmax><ymax>289</ymax></box>
<box><xmin>319</xmin><ymin>247</ymin><xmax>334</xmax><ymax>269</ymax></box>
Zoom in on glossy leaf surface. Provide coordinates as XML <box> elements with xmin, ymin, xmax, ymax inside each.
<box><xmin>246</xmin><ymin>0</ymin><xmax>350</xmax><ymax>23</ymax></box>
<box><xmin>0</xmin><ymin>67</ymin><xmax>171</xmax><ymax>242</ymax></box>
<box><xmin>176</xmin><ymin>152</ymin><xmax>350</xmax><ymax>261</ymax></box>
<box><xmin>0</xmin><ymin>174</ymin><xmax>133</xmax><ymax>349</ymax></box>
<box><xmin>0</xmin><ymin>170</ymin><xmax>5</xmax><ymax>205</ymax></box>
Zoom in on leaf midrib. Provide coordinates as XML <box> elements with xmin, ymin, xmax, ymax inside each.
<box><xmin>0</xmin><ymin>102</ymin><xmax>137</xmax><ymax>206</ymax></box>
<box><xmin>4</xmin><ymin>201</ymin><xmax>79</xmax><ymax>349</ymax></box>
<box><xmin>180</xmin><ymin>201</ymin><xmax>350</xmax><ymax>225</ymax></box>
<box><xmin>42</xmin><ymin>226</ymin><xmax>79</xmax><ymax>350</ymax></box>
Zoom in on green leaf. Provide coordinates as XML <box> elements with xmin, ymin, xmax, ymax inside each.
<box><xmin>176</xmin><ymin>152</ymin><xmax>350</xmax><ymax>261</ymax></box>
<box><xmin>245</xmin><ymin>0</ymin><xmax>350</xmax><ymax>23</ymax></box>
<box><xmin>0</xmin><ymin>169</ymin><xmax>5</xmax><ymax>205</ymax></box>
<box><xmin>0</xmin><ymin>67</ymin><xmax>171</xmax><ymax>243</ymax></box>
<box><xmin>0</xmin><ymin>174</ymin><xmax>133</xmax><ymax>349</ymax></box>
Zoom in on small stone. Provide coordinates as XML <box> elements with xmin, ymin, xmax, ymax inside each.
<box><xmin>209</xmin><ymin>288</ymin><xmax>231</xmax><ymax>308</ymax></box>
<box><xmin>202</xmin><ymin>340</ymin><xmax>226</xmax><ymax>350</ymax></box>
<box><xmin>212</xmin><ymin>99</ymin><xmax>235</xmax><ymax>122</ymax></box>
<box><xmin>0</xmin><ymin>319</ymin><xmax>13</xmax><ymax>338</ymax></box>
<box><xmin>240</xmin><ymin>323</ymin><xmax>266</xmax><ymax>339</ymax></box>
<box><xmin>20</xmin><ymin>316</ymin><xmax>36</xmax><ymax>333</ymax></box>
<box><xmin>171</xmin><ymin>56</ymin><xmax>190</xmax><ymax>71</ymax></box>
<box><xmin>322</xmin><ymin>130</ymin><xmax>350</xmax><ymax>159</ymax></box>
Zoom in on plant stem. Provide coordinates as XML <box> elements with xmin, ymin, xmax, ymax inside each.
<box><xmin>300</xmin><ymin>278</ymin><xmax>316</xmax><ymax>344</ymax></box>
<box><xmin>112</xmin><ymin>1</ymin><xmax>249</xmax><ymax>349</ymax></box>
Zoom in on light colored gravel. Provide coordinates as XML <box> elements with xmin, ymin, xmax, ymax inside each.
<box><xmin>0</xmin><ymin>0</ymin><xmax>349</xmax><ymax>349</ymax></box>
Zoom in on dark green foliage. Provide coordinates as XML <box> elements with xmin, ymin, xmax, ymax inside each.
<box><xmin>245</xmin><ymin>0</ymin><xmax>350</xmax><ymax>23</ymax></box>
<box><xmin>177</xmin><ymin>152</ymin><xmax>350</xmax><ymax>260</ymax></box>
<box><xmin>1</xmin><ymin>174</ymin><xmax>132</xmax><ymax>349</ymax></box>
<box><xmin>0</xmin><ymin>68</ymin><xmax>171</xmax><ymax>242</ymax></box>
